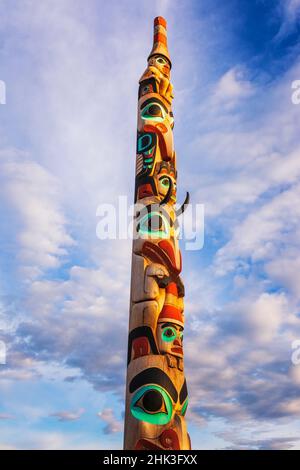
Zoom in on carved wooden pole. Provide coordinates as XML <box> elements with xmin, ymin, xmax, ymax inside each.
<box><xmin>124</xmin><ymin>16</ymin><xmax>191</xmax><ymax>450</ymax></box>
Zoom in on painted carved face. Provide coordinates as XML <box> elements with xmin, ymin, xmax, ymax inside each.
<box><xmin>148</xmin><ymin>54</ymin><xmax>171</xmax><ymax>77</ymax></box>
<box><xmin>135</xmin><ymin>202</ymin><xmax>181</xmax><ymax>276</ymax></box>
<box><xmin>140</xmin><ymin>98</ymin><xmax>174</xmax><ymax>130</ymax></box>
<box><xmin>125</xmin><ymin>355</ymin><xmax>190</xmax><ymax>450</ymax></box>
<box><xmin>138</xmin><ymin>96</ymin><xmax>174</xmax><ymax>162</ymax></box>
<box><xmin>156</xmin><ymin>322</ymin><xmax>183</xmax><ymax>358</ymax></box>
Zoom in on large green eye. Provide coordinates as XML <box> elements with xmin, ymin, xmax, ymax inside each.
<box><xmin>156</xmin><ymin>56</ymin><xmax>167</xmax><ymax>65</ymax></box>
<box><xmin>141</xmin><ymin>102</ymin><xmax>166</xmax><ymax>122</ymax></box>
<box><xmin>137</xmin><ymin>211</ymin><xmax>170</xmax><ymax>239</ymax></box>
<box><xmin>162</xmin><ymin>326</ymin><xmax>177</xmax><ymax>343</ymax></box>
<box><xmin>159</xmin><ymin>177</ymin><xmax>170</xmax><ymax>188</ymax></box>
<box><xmin>131</xmin><ymin>385</ymin><xmax>173</xmax><ymax>425</ymax></box>
<box><xmin>181</xmin><ymin>398</ymin><xmax>188</xmax><ymax>416</ymax></box>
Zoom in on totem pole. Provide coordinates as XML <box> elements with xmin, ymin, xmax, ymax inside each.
<box><xmin>124</xmin><ymin>16</ymin><xmax>191</xmax><ymax>450</ymax></box>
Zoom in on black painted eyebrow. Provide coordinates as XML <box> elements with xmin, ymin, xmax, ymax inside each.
<box><xmin>179</xmin><ymin>379</ymin><xmax>188</xmax><ymax>404</ymax></box>
<box><xmin>161</xmin><ymin>322</ymin><xmax>184</xmax><ymax>332</ymax></box>
<box><xmin>140</xmin><ymin>97</ymin><xmax>168</xmax><ymax>113</ymax></box>
<box><xmin>161</xmin><ymin>322</ymin><xmax>176</xmax><ymax>329</ymax></box>
<box><xmin>129</xmin><ymin>367</ymin><xmax>178</xmax><ymax>403</ymax></box>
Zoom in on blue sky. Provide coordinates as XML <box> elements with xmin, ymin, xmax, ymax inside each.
<box><xmin>0</xmin><ymin>0</ymin><xmax>300</xmax><ymax>449</ymax></box>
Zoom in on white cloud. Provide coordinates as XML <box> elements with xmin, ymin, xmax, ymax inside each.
<box><xmin>289</xmin><ymin>365</ymin><xmax>300</xmax><ymax>385</ymax></box>
<box><xmin>97</xmin><ymin>408</ymin><xmax>123</xmax><ymax>434</ymax></box>
<box><xmin>279</xmin><ymin>398</ymin><xmax>300</xmax><ymax>415</ymax></box>
<box><xmin>0</xmin><ymin>150</ymin><xmax>74</xmax><ymax>279</ymax></box>
<box><xmin>189</xmin><ymin>59</ymin><xmax>300</xmax><ymax>218</ymax></box>
<box><xmin>50</xmin><ymin>408</ymin><xmax>85</xmax><ymax>422</ymax></box>
<box><xmin>245</xmin><ymin>292</ymin><xmax>288</xmax><ymax>344</ymax></box>
<box><xmin>0</xmin><ymin>428</ymin><xmax>107</xmax><ymax>450</ymax></box>
<box><xmin>213</xmin><ymin>67</ymin><xmax>255</xmax><ymax>109</ymax></box>
<box><xmin>0</xmin><ymin>413</ymin><xmax>14</xmax><ymax>420</ymax></box>
<box><xmin>214</xmin><ymin>183</ymin><xmax>300</xmax><ymax>275</ymax></box>
<box><xmin>275</xmin><ymin>0</ymin><xmax>300</xmax><ymax>40</ymax></box>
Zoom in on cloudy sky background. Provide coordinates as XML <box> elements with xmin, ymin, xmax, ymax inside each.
<box><xmin>0</xmin><ymin>0</ymin><xmax>300</xmax><ymax>449</ymax></box>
